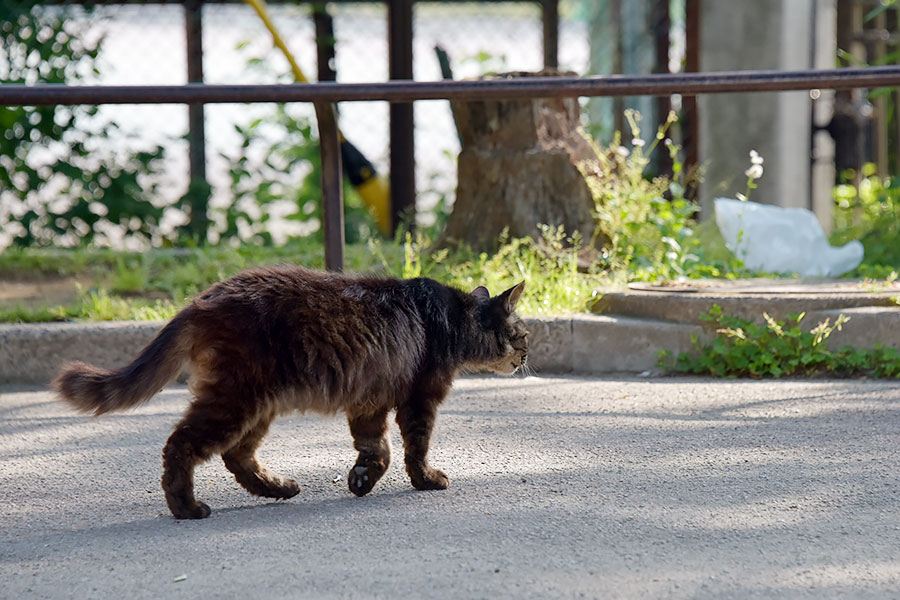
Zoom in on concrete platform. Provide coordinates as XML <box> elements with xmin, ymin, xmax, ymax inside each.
<box><xmin>594</xmin><ymin>279</ymin><xmax>900</xmax><ymax>325</ymax></box>
<box><xmin>3</xmin><ymin>279</ymin><xmax>900</xmax><ymax>383</ymax></box>
<box><xmin>588</xmin><ymin>279</ymin><xmax>900</xmax><ymax>371</ymax></box>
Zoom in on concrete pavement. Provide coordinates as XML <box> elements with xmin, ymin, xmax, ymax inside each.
<box><xmin>2</xmin><ymin>375</ymin><xmax>899</xmax><ymax>598</ymax></box>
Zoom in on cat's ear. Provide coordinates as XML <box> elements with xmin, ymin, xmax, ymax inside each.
<box><xmin>497</xmin><ymin>281</ymin><xmax>526</xmax><ymax>314</ymax></box>
<box><xmin>471</xmin><ymin>286</ymin><xmax>491</xmax><ymax>301</ymax></box>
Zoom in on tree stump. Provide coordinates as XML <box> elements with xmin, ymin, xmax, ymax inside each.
<box><xmin>441</xmin><ymin>70</ymin><xmax>599</xmax><ymax>252</ymax></box>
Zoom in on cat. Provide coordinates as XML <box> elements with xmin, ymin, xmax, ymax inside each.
<box><xmin>54</xmin><ymin>265</ymin><xmax>528</xmax><ymax>519</ymax></box>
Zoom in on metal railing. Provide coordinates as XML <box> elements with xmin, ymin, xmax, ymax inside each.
<box><xmin>3</xmin><ymin>65</ymin><xmax>900</xmax><ymax>269</ymax></box>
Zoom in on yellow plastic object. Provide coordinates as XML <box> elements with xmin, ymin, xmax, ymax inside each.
<box><xmin>356</xmin><ymin>175</ymin><xmax>392</xmax><ymax>236</ymax></box>
<box><xmin>242</xmin><ymin>0</ymin><xmax>392</xmax><ymax>236</ymax></box>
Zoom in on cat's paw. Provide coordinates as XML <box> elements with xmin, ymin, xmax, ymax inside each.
<box><xmin>263</xmin><ymin>477</ymin><xmax>301</xmax><ymax>499</ymax></box>
<box><xmin>172</xmin><ymin>500</ymin><xmax>212</xmax><ymax>520</ymax></box>
<box><xmin>348</xmin><ymin>465</ymin><xmax>376</xmax><ymax>497</ymax></box>
<box><xmin>410</xmin><ymin>468</ymin><xmax>450</xmax><ymax>491</ymax></box>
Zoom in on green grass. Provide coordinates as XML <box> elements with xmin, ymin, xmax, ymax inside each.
<box><xmin>0</xmin><ymin>239</ymin><xmax>401</xmax><ymax>323</ymax></box>
<box><xmin>0</xmin><ymin>305</ymin><xmax>78</xmax><ymax>323</ymax></box>
<box><xmin>0</xmin><ymin>228</ymin><xmax>605</xmax><ymax>323</ymax></box>
<box><xmin>79</xmin><ymin>289</ymin><xmax>180</xmax><ymax>322</ymax></box>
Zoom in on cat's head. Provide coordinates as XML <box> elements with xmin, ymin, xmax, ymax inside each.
<box><xmin>468</xmin><ymin>281</ymin><xmax>528</xmax><ymax>375</ymax></box>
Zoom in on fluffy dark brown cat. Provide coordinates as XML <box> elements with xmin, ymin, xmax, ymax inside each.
<box><xmin>54</xmin><ymin>266</ymin><xmax>528</xmax><ymax>519</ymax></box>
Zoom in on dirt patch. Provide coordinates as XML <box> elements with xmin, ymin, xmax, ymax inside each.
<box><xmin>0</xmin><ymin>275</ymin><xmax>89</xmax><ymax>308</ymax></box>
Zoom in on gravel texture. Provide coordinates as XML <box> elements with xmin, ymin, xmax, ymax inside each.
<box><xmin>2</xmin><ymin>375</ymin><xmax>899</xmax><ymax>599</ymax></box>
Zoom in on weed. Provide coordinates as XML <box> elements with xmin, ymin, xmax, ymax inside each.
<box><xmin>582</xmin><ymin>112</ymin><xmax>750</xmax><ymax>281</ymax></box>
<box><xmin>660</xmin><ymin>305</ymin><xmax>900</xmax><ymax>378</ymax></box>
<box><xmin>371</xmin><ymin>226</ymin><xmax>604</xmax><ymax>315</ymax></box>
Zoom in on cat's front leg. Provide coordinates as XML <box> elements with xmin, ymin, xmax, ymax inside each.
<box><xmin>396</xmin><ymin>399</ymin><xmax>450</xmax><ymax>491</ymax></box>
<box><xmin>346</xmin><ymin>408</ymin><xmax>391</xmax><ymax>496</ymax></box>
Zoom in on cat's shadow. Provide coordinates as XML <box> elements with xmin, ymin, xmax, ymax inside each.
<box><xmin>138</xmin><ymin>486</ymin><xmax>426</xmax><ymax>531</ymax></box>
<box><xmin>214</xmin><ymin>489</ymin><xmax>417</xmax><ymax>518</ymax></box>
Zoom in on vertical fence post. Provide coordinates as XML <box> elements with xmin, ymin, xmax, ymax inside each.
<box><xmin>610</xmin><ymin>0</ymin><xmax>625</xmax><ymax>135</ymax></box>
<box><xmin>653</xmin><ymin>0</ymin><xmax>672</xmax><ymax>175</ymax></box>
<box><xmin>315</xmin><ymin>102</ymin><xmax>345</xmax><ymax>271</ymax></box>
<box><xmin>388</xmin><ymin>0</ymin><xmax>415</xmax><ymax>235</ymax></box>
<box><xmin>185</xmin><ymin>0</ymin><xmax>209</xmax><ymax>241</ymax></box>
<box><xmin>873</xmin><ymin>7</ymin><xmax>889</xmax><ymax>176</ymax></box>
<box><xmin>683</xmin><ymin>0</ymin><xmax>700</xmax><ymax>193</ymax></box>
<box><xmin>835</xmin><ymin>0</ymin><xmax>867</xmax><ymax>183</ymax></box>
<box><xmin>313</xmin><ymin>3</ymin><xmax>336</xmax><ymax>83</ymax></box>
<box><xmin>542</xmin><ymin>0</ymin><xmax>559</xmax><ymax>69</ymax></box>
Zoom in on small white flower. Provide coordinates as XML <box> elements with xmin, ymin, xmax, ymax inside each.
<box><xmin>750</xmin><ymin>149</ymin><xmax>764</xmax><ymax>165</ymax></box>
<box><xmin>632</xmin><ymin>138</ymin><xmax>646</xmax><ymax>148</ymax></box>
<box><xmin>664</xmin><ymin>138</ymin><xmax>673</xmax><ymax>147</ymax></box>
<box><xmin>616</xmin><ymin>146</ymin><xmax>630</xmax><ymax>157</ymax></box>
<box><xmin>745</xmin><ymin>164</ymin><xmax>764</xmax><ymax>179</ymax></box>
<box><xmin>736</xmin><ymin>193</ymin><xmax>747</xmax><ymax>202</ymax></box>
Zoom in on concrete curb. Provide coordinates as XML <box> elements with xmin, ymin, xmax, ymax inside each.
<box><xmin>1</xmin><ymin>315</ymin><xmax>703</xmax><ymax>384</ymax></box>
<box><xmin>1</xmin><ymin>321</ymin><xmax>165</xmax><ymax>385</ymax></box>
<box><xmin>525</xmin><ymin>315</ymin><xmax>708</xmax><ymax>374</ymax></box>
<box><xmin>3</xmin><ymin>302</ymin><xmax>900</xmax><ymax>384</ymax></box>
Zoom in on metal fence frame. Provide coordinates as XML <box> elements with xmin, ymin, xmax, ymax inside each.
<box><xmin>3</xmin><ymin>66</ymin><xmax>900</xmax><ymax>269</ymax></box>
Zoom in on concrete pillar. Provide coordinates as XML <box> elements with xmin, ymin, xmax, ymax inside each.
<box><xmin>699</xmin><ymin>0</ymin><xmax>835</xmax><ymax>228</ymax></box>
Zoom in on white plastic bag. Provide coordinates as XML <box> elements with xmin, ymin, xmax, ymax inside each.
<box><xmin>714</xmin><ymin>198</ymin><xmax>864</xmax><ymax>277</ymax></box>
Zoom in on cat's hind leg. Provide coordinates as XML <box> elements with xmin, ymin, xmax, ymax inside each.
<box><xmin>347</xmin><ymin>408</ymin><xmax>391</xmax><ymax>497</ymax></box>
<box><xmin>222</xmin><ymin>411</ymin><xmax>300</xmax><ymax>500</ymax></box>
<box><xmin>162</xmin><ymin>391</ymin><xmax>257</xmax><ymax>519</ymax></box>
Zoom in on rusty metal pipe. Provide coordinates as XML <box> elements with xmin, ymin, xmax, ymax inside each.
<box><xmin>2</xmin><ymin>67</ymin><xmax>900</xmax><ymax>106</ymax></box>
<box><xmin>313</xmin><ymin>102</ymin><xmax>345</xmax><ymax>271</ymax></box>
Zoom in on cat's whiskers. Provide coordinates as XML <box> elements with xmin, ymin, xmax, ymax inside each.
<box><xmin>515</xmin><ymin>362</ymin><xmax>538</xmax><ymax>378</ymax></box>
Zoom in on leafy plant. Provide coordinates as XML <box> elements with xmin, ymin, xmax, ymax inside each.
<box><xmin>660</xmin><ymin>304</ymin><xmax>900</xmax><ymax>378</ymax></box>
<box><xmin>0</xmin><ymin>1</ymin><xmax>170</xmax><ymax>248</ymax></box>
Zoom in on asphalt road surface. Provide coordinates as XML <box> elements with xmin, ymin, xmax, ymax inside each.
<box><xmin>2</xmin><ymin>376</ymin><xmax>899</xmax><ymax>599</ymax></box>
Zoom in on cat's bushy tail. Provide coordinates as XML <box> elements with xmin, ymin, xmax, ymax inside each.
<box><xmin>53</xmin><ymin>310</ymin><xmax>194</xmax><ymax>416</ymax></box>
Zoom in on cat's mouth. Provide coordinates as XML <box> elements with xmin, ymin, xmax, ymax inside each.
<box><xmin>478</xmin><ymin>353</ymin><xmax>527</xmax><ymax>375</ymax></box>
<box><xmin>498</xmin><ymin>356</ymin><xmax>527</xmax><ymax>375</ymax></box>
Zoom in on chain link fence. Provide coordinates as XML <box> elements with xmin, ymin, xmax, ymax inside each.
<box><xmin>0</xmin><ymin>1</ymin><xmax>589</xmax><ymax>248</ymax></box>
